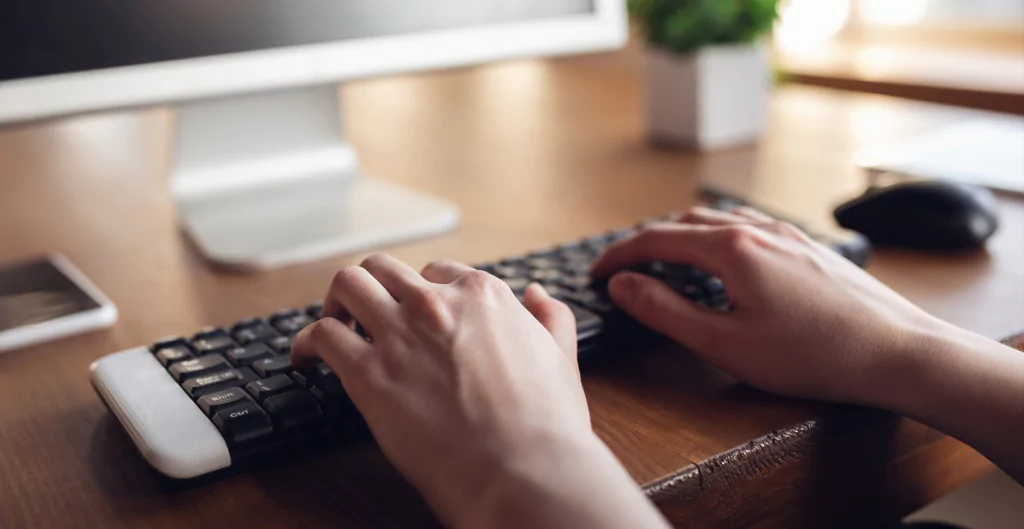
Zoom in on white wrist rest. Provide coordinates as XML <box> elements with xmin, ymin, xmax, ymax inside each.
<box><xmin>90</xmin><ymin>347</ymin><xmax>231</xmax><ymax>479</ymax></box>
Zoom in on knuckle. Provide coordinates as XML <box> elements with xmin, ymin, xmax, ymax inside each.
<box><xmin>359</xmin><ymin>252</ymin><xmax>389</xmax><ymax>269</ymax></box>
<box><xmin>720</xmin><ymin>224</ymin><xmax>760</xmax><ymax>254</ymax></box>
<box><xmin>462</xmin><ymin>269</ymin><xmax>506</xmax><ymax>294</ymax></box>
<box><xmin>776</xmin><ymin>221</ymin><xmax>806</xmax><ymax>239</ymax></box>
<box><xmin>331</xmin><ymin>266</ymin><xmax>364</xmax><ymax>288</ymax></box>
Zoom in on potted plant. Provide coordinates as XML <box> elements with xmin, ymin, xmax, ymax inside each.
<box><xmin>629</xmin><ymin>0</ymin><xmax>780</xmax><ymax>150</ymax></box>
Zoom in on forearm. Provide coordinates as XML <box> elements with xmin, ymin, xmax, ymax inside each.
<box><xmin>461</xmin><ymin>432</ymin><xmax>671</xmax><ymax>529</ymax></box>
<box><xmin>867</xmin><ymin>324</ymin><xmax>1024</xmax><ymax>483</ymax></box>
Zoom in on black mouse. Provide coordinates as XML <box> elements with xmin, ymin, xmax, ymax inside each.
<box><xmin>833</xmin><ymin>180</ymin><xmax>999</xmax><ymax>251</ymax></box>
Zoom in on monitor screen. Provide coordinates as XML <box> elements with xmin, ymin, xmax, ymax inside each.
<box><xmin>1</xmin><ymin>0</ymin><xmax>594</xmax><ymax>82</ymax></box>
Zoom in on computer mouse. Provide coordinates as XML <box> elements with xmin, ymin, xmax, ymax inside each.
<box><xmin>833</xmin><ymin>180</ymin><xmax>999</xmax><ymax>251</ymax></box>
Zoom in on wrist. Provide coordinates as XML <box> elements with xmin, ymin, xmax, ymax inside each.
<box><xmin>845</xmin><ymin>317</ymin><xmax>965</xmax><ymax>414</ymax></box>
<box><xmin>455</xmin><ymin>430</ymin><xmax>667</xmax><ymax>529</ymax></box>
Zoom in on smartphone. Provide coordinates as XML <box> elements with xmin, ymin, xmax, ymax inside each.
<box><xmin>0</xmin><ymin>254</ymin><xmax>117</xmax><ymax>352</ymax></box>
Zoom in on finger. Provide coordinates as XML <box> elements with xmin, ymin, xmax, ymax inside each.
<box><xmin>322</xmin><ymin>265</ymin><xmax>398</xmax><ymax>338</ymax></box>
<box><xmin>677</xmin><ymin>206</ymin><xmax>751</xmax><ymax>226</ymax></box>
<box><xmin>731</xmin><ymin>206</ymin><xmax>774</xmax><ymax>223</ymax></box>
<box><xmin>607</xmin><ymin>271</ymin><xmax>726</xmax><ymax>353</ymax></box>
<box><xmin>590</xmin><ymin>223</ymin><xmax>735</xmax><ymax>281</ymax></box>
<box><xmin>291</xmin><ymin>317</ymin><xmax>373</xmax><ymax>371</ymax></box>
<box><xmin>360</xmin><ymin>253</ymin><xmax>429</xmax><ymax>301</ymax></box>
<box><xmin>522</xmin><ymin>283</ymin><xmax>578</xmax><ymax>362</ymax></box>
<box><xmin>421</xmin><ymin>259</ymin><xmax>475</xmax><ymax>284</ymax></box>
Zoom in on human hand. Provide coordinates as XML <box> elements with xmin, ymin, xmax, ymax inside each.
<box><xmin>291</xmin><ymin>254</ymin><xmax>668</xmax><ymax>529</ymax></box>
<box><xmin>590</xmin><ymin>206</ymin><xmax>950</xmax><ymax>405</ymax></box>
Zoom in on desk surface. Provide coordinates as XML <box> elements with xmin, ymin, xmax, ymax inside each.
<box><xmin>1</xmin><ymin>48</ymin><xmax>1022</xmax><ymax>529</ymax></box>
<box><xmin>776</xmin><ymin>39</ymin><xmax>1024</xmax><ymax>115</ymax></box>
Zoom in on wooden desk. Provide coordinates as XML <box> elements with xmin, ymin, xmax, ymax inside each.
<box><xmin>1</xmin><ymin>52</ymin><xmax>1022</xmax><ymax>528</ymax></box>
<box><xmin>776</xmin><ymin>40</ymin><xmax>1024</xmax><ymax>115</ymax></box>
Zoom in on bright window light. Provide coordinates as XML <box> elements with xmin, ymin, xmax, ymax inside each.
<box><xmin>860</xmin><ymin>0</ymin><xmax>928</xmax><ymax>26</ymax></box>
<box><xmin>774</xmin><ymin>0</ymin><xmax>852</xmax><ymax>51</ymax></box>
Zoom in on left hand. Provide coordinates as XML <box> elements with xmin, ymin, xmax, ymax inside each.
<box><xmin>290</xmin><ymin>254</ymin><xmax>597</xmax><ymax>527</ymax></box>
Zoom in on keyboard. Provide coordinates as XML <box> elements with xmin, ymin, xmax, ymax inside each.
<box><xmin>90</xmin><ymin>198</ymin><xmax>870</xmax><ymax>479</ymax></box>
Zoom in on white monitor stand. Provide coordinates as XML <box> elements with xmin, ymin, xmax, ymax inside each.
<box><xmin>170</xmin><ymin>85</ymin><xmax>460</xmax><ymax>270</ymax></box>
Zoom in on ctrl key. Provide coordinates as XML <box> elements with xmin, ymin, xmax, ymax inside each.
<box><xmin>212</xmin><ymin>402</ymin><xmax>273</xmax><ymax>445</ymax></box>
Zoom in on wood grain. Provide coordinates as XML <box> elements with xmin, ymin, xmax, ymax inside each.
<box><xmin>1</xmin><ymin>40</ymin><xmax>1022</xmax><ymax>528</ymax></box>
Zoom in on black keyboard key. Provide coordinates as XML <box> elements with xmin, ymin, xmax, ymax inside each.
<box><xmin>263</xmin><ymin>391</ymin><xmax>324</xmax><ymax>432</ymax></box>
<box><xmin>269</xmin><ymin>308</ymin><xmax>302</xmax><ymax>321</ymax></box>
<box><xmin>191</xmin><ymin>333</ymin><xmax>238</xmax><ymax>357</ymax></box>
<box><xmin>151</xmin><ymin>336</ymin><xmax>191</xmax><ymax>353</ymax></box>
<box><xmin>245</xmin><ymin>374</ymin><xmax>296</xmax><ymax>403</ymax></box>
<box><xmin>310</xmin><ymin>386</ymin><xmax>358</xmax><ymax>420</ymax></box>
<box><xmin>252</xmin><ymin>355</ymin><xmax>292</xmax><ymax>378</ymax></box>
<box><xmin>491</xmin><ymin>264</ymin><xmax>528</xmax><ymax>279</ymax></box>
<box><xmin>197</xmin><ymin>387</ymin><xmax>252</xmax><ymax>417</ymax></box>
<box><xmin>528</xmin><ymin>269</ymin><xmax>562</xmax><ymax>283</ymax></box>
<box><xmin>501</xmin><ymin>277</ymin><xmax>530</xmax><ymax>293</ymax></box>
<box><xmin>266</xmin><ymin>335</ymin><xmax>293</xmax><ymax>356</ymax></box>
<box><xmin>290</xmin><ymin>371</ymin><xmax>309</xmax><ymax>389</ymax></box>
<box><xmin>168</xmin><ymin>354</ymin><xmax>230</xmax><ymax>382</ymax></box>
<box><xmin>306</xmin><ymin>302</ymin><xmax>324</xmax><ymax>319</ymax></box>
<box><xmin>272</xmin><ymin>313</ymin><xmax>315</xmax><ymax>335</ymax></box>
<box><xmin>225</xmin><ymin>342</ymin><xmax>276</xmax><ymax>367</ymax></box>
<box><xmin>308</xmin><ymin>363</ymin><xmax>343</xmax><ymax>394</ymax></box>
<box><xmin>154</xmin><ymin>345</ymin><xmax>194</xmax><ymax>366</ymax></box>
<box><xmin>194</xmin><ymin>326</ymin><xmax>230</xmax><ymax>341</ymax></box>
<box><xmin>566</xmin><ymin>303</ymin><xmax>604</xmax><ymax>340</ymax></box>
<box><xmin>182</xmin><ymin>368</ymin><xmax>258</xmax><ymax>399</ymax></box>
<box><xmin>232</xmin><ymin>321</ymin><xmax>280</xmax><ymax>345</ymax></box>
<box><xmin>557</xmin><ymin>275</ymin><xmax>592</xmax><ymax>291</ymax></box>
<box><xmin>524</xmin><ymin>257</ymin><xmax>558</xmax><ymax>269</ymax></box>
<box><xmin>213</xmin><ymin>402</ymin><xmax>274</xmax><ymax>444</ymax></box>
<box><xmin>566</xmin><ymin>288</ymin><xmax>616</xmax><ymax>315</ymax></box>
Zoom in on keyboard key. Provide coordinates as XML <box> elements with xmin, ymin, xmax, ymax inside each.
<box><xmin>524</xmin><ymin>257</ymin><xmax>558</xmax><ymax>269</ymax></box>
<box><xmin>191</xmin><ymin>333</ymin><xmax>238</xmax><ymax>356</ymax></box>
<box><xmin>252</xmin><ymin>355</ymin><xmax>292</xmax><ymax>378</ymax></box>
<box><xmin>194</xmin><ymin>326</ymin><xmax>230</xmax><ymax>341</ymax></box>
<box><xmin>213</xmin><ymin>402</ymin><xmax>274</xmax><ymax>444</ymax></box>
<box><xmin>232</xmin><ymin>320</ymin><xmax>280</xmax><ymax>345</ymax></box>
<box><xmin>272</xmin><ymin>313</ymin><xmax>315</xmax><ymax>335</ymax></box>
<box><xmin>245</xmin><ymin>374</ymin><xmax>296</xmax><ymax>403</ymax></box>
<box><xmin>168</xmin><ymin>354</ymin><xmax>230</xmax><ymax>382</ymax></box>
<box><xmin>225</xmin><ymin>342</ymin><xmax>276</xmax><ymax>367</ymax></box>
<box><xmin>197</xmin><ymin>387</ymin><xmax>253</xmax><ymax>417</ymax></box>
<box><xmin>263</xmin><ymin>391</ymin><xmax>324</xmax><ymax>432</ymax></box>
<box><xmin>308</xmin><ymin>363</ymin><xmax>343</xmax><ymax>394</ymax></box>
<box><xmin>269</xmin><ymin>308</ymin><xmax>302</xmax><ymax>321</ymax></box>
<box><xmin>182</xmin><ymin>368</ymin><xmax>258</xmax><ymax>399</ymax></box>
<box><xmin>501</xmin><ymin>277</ymin><xmax>530</xmax><ymax>293</ymax></box>
<box><xmin>491</xmin><ymin>264</ymin><xmax>528</xmax><ymax>279</ymax></box>
<box><xmin>557</xmin><ymin>275</ymin><xmax>592</xmax><ymax>291</ymax></box>
<box><xmin>565</xmin><ymin>303</ymin><xmax>603</xmax><ymax>340</ymax></box>
<box><xmin>151</xmin><ymin>336</ymin><xmax>191</xmax><ymax>353</ymax></box>
<box><xmin>266</xmin><ymin>335</ymin><xmax>293</xmax><ymax>356</ymax></box>
<box><xmin>306</xmin><ymin>302</ymin><xmax>324</xmax><ymax>319</ymax></box>
<box><xmin>290</xmin><ymin>370</ymin><xmax>309</xmax><ymax>389</ymax></box>
<box><xmin>154</xmin><ymin>345</ymin><xmax>193</xmax><ymax>366</ymax></box>
<box><xmin>567</xmin><ymin>288</ymin><xmax>616</xmax><ymax>315</ymax></box>
<box><xmin>527</xmin><ymin>266</ymin><xmax>562</xmax><ymax>282</ymax></box>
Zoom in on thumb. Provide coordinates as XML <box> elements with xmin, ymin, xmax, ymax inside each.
<box><xmin>607</xmin><ymin>271</ymin><xmax>725</xmax><ymax>352</ymax></box>
<box><xmin>522</xmin><ymin>283</ymin><xmax>579</xmax><ymax>363</ymax></box>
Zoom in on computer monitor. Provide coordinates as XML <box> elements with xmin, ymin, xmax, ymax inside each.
<box><xmin>0</xmin><ymin>1</ymin><xmax>626</xmax><ymax>269</ymax></box>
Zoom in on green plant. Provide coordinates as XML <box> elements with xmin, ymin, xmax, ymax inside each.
<box><xmin>628</xmin><ymin>0</ymin><xmax>780</xmax><ymax>54</ymax></box>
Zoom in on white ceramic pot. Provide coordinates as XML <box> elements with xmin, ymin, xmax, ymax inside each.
<box><xmin>645</xmin><ymin>43</ymin><xmax>769</xmax><ymax>150</ymax></box>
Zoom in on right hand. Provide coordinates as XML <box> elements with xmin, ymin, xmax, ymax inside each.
<box><xmin>590</xmin><ymin>206</ymin><xmax>951</xmax><ymax>405</ymax></box>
